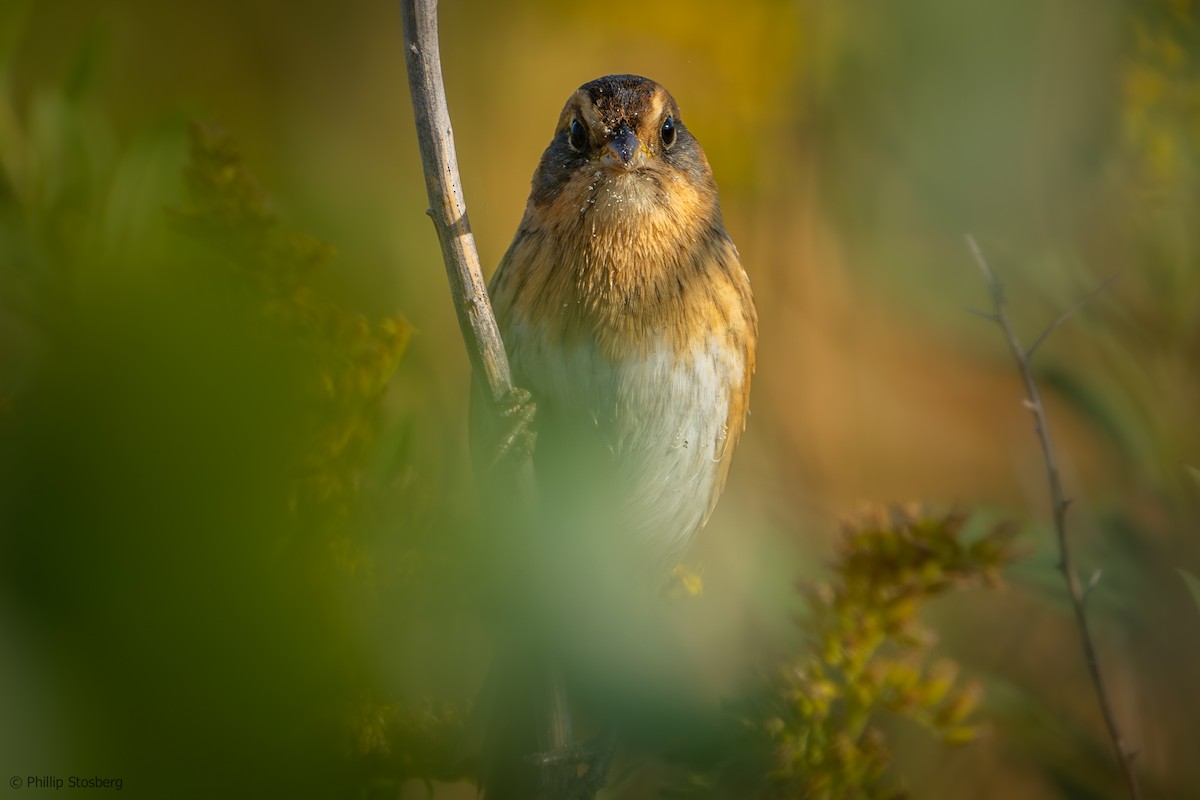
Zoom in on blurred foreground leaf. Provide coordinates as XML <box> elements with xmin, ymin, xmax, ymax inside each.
<box><xmin>0</xmin><ymin>71</ymin><xmax>426</xmax><ymax>794</ymax></box>
<box><xmin>174</xmin><ymin>122</ymin><xmax>412</xmax><ymax>563</ymax></box>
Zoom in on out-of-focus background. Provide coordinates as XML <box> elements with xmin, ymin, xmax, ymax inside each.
<box><xmin>2</xmin><ymin>1</ymin><xmax>1198</xmax><ymax>798</ymax></box>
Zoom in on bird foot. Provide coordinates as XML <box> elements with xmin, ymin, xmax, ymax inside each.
<box><xmin>527</xmin><ymin>728</ymin><xmax>616</xmax><ymax>800</ymax></box>
<box><xmin>489</xmin><ymin>386</ymin><xmax>537</xmax><ymax>470</ymax></box>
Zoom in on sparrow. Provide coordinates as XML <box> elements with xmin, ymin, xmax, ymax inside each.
<box><xmin>488</xmin><ymin>73</ymin><xmax>757</xmax><ymax>563</ymax></box>
<box><xmin>476</xmin><ymin>73</ymin><xmax>757</xmax><ymax>798</ymax></box>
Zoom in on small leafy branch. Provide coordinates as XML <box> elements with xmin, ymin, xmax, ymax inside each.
<box><xmin>674</xmin><ymin>506</ymin><xmax>1017</xmax><ymax>800</ymax></box>
<box><xmin>965</xmin><ymin>235</ymin><xmax>1141</xmax><ymax>799</ymax></box>
<box><xmin>763</xmin><ymin>506</ymin><xmax>1015</xmax><ymax>799</ymax></box>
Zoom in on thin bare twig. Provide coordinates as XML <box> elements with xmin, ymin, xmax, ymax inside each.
<box><xmin>400</xmin><ymin>3</ymin><xmax>582</xmax><ymax>798</ymax></box>
<box><xmin>1025</xmin><ymin>274</ymin><xmax>1120</xmax><ymax>360</ymax></box>
<box><xmin>400</xmin><ymin>0</ymin><xmax>517</xmax><ymax>404</ymax></box>
<box><xmin>965</xmin><ymin>234</ymin><xmax>1141</xmax><ymax>800</ymax></box>
<box><xmin>400</xmin><ymin>0</ymin><xmax>538</xmax><ymax>504</ymax></box>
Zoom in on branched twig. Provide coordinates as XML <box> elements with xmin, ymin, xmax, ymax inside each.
<box><xmin>965</xmin><ymin>234</ymin><xmax>1141</xmax><ymax>800</ymax></box>
<box><xmin>1024</xmin><ymin>274</ymin><xmax>1120</xmax><ymax>361</ymax></box>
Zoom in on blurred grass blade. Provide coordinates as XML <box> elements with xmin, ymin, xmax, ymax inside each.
<box><xmin>1184</xmin><ymin>463</ymin><xmax>1200</xmax><ymax>489</ymax></box>
<box><xmin>1178</xmin><ymin>570</ymin><xmax>1200</xmax><ymax>619</ymax></box>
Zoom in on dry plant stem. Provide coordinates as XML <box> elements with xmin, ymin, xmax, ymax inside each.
<box><xmin>400</xmin><ymin>0</ymin><xmax>537</xmax><ymax>503</ymax></box>
<box><xmin>401</xmin><ymin>0</ymin><xmax>512</xmax><ymax>404</ymax></box>
<box><xmin>966</xmin><ymin>235</ymin><xmax>1142</xmax><ymax>800</ymax></box>
<box><xmin>401</xmin><ymin>2</ymin><xmax>574</xmax><ymax>795</ymax></box>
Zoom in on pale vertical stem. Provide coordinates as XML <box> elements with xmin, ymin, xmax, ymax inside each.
<box><xmin>400</xmin><ymin>4</ymin><xmax>573</xmax><ymax>798</ymax></box>
<box><xmin>400</xmin><ymin>0</ymin><xmax>515</xmax><ymax>405</ymax></box>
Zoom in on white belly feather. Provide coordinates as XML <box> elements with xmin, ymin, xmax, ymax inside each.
<box><xmin>506</xmin><ymin>318</ymin><xmax>741</xmax><ymax>558</ymax></box>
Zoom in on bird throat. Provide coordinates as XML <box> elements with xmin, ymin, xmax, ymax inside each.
<box><xmin>568</xmin><ymin>168</ymin><xmax>715</xmax><ymax>348</ymax></box>
<box><xmin>503</xmin><ymin>159</ymin><xmax>725</xmax><ymax>360</ymax></box>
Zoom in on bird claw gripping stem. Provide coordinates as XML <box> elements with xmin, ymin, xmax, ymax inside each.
<box><xmin>527</xmin><ymin>726</ymin><xmax>617</xmax><ymax>800</ymax></box>
<box><xmin>489</xmin><ymin>385</ymin><xmax>537</xmax><ymax>471</ymax></box>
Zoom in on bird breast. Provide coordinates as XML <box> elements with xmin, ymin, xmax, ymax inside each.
<box><xmin>488</xmin><ymin>162</ymin><xmax>754</xmax><ymax>558</ymax></box>
<box><xmin>503</xmin><ymin>315</ymin><xmax>744</xmax><ymax>559</ymax></box>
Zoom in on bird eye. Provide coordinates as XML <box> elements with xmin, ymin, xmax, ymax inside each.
<box><xmin>568</xmin><ymin>118</ymin><xmax>588</xmax><ymax>152</ymax></box>
<box><xmin>660</xmin><ymin>116</ymin><xmax>677</xmax><ymax>149</ymax></box>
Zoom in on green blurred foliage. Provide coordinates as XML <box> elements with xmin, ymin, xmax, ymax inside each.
<box><xmin>0</xmin><ymin>21</ymin><xmax>472</xmax><ymax>796</ymax></box>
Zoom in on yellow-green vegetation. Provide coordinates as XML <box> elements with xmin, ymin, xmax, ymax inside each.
<box><xmin>669</xmin><ymin>507</ymin><xmax>1016</xmax><ymax>799</ymax></box>
<box><xmin>0</xmin><ymin>59</ymin><xmax>457</xmax><ymax>795</ymax></box>
<box><xmin>173</xmin><ymin>126</ymin><xmax>480</xmax><ymax>788</ymax></box>
<box><xmin>175</xmin><ymin>123</ymin><xmax>411</xmax><ymax>565</ymax></box>
<box><xmin>766</xmin><ymin>507</ymin><xmax>1013</xmax><ymax>797</ymax></box>
<box><xmin>352</xmin><ymin>698</ymin><xmax>475</xmax><ymax>790</ymax></box>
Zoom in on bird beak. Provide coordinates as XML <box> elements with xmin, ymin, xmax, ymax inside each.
<box><xmin>601</xmin><ymin>124</ymin><xmax>645</xmax><ymax>171</ymax></box>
